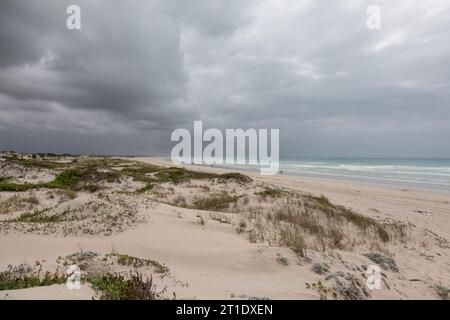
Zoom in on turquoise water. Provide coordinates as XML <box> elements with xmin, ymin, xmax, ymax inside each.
<box><xmin>220</xmin><ymin>158</ymin><xmax>450</xmax><ymax>191</ymax></box>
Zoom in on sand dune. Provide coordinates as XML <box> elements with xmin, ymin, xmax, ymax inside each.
<box><xmin>0</xmin><ymin>155</ymin><xmax>449</xmax><ymax>300</ymax></box>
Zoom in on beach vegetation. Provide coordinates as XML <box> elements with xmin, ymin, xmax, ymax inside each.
<box><xmin>0</xmin><ymin>181</ymin><xmax>42</xmax><ymax>192</ymax></box>
<box><xmin>191</xmin><ymin>193</ymin><xmax>240</xmax><ymax>211</ymax></box>
<box><xmin>278</xmin><ymin>225</ymin><xmax>306</xmax><ymax>257</ymax></box>
<box><xmin>137</xmin><ymin>183</ymin><xmax>154</xmax><ymax>193</ymax></box>
<box><xmin>0</xmin><ymin>264</ymin><xmax>65</xmax><ymax>290</ymax></box>
<box><xmin>434</xmin><ymin>285</ymin><xmax>449</xmax><ymax>300</ymax></box>
<box><xmin>89</xmin><ymin>272</ymin><xmax>165</xmax><ymax>300</ymax></box>
<box><xmin>0</xmin><ymin>194</ymin><xmax>39</xmax><ymax>214</ymax></box>
<box><xmin>255</xmin><ymin>187</ymin><xmax>285</xmax><ymax>198</ymax></box>
<box><xmin>306</xmin><ymin>281</ymin><xmax>337</xmax><ymax>300</ymax></box>
<box><xmin>305</xmin><ymin>195</ymin><xmax>391</xmax><ymax>242</ymax></box>
<box><xmin>209</xmin><ymin>212</ymin><xmax>231</xmax><ymax>224</ymax></box>
<box><xmin>108</xmin><ymin>253</ymin><xmax>169</xmax><ymax>274</ymax></box>
<box><xmin>236</xmin><ymin>220</ymin><xmax>247</xmax><ymax>234</ymax></box>
<box><xmin>15</xmin><ymin>208</ymin><xmax>61</xmax><ymax>223</ymax></box>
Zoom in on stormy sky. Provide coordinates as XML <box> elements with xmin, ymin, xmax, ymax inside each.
<box><xmin>0</xmin><ymin>0</ymin><xmax>449</xmax><ymax>158</ymax></box>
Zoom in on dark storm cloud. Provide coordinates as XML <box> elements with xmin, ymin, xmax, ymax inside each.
<box><xmin>181</xmin><ymin>0</ymin><xmax>450</xmax><ymax>157</ymax></box>
<box><xmin>0</xmin><ymin>0</ymin><xmax>449</xmax><ymax>156</ymax></box>
<box><xmin>0</xmin><ymin>0</ymin><xmax>189</xmax><ymax>124</ymax></box>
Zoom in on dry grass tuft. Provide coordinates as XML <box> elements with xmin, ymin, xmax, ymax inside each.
<box><xmin>191</xmin><ymin>193</ymin><xmax>240</xmax><ymax>211</ymax></box>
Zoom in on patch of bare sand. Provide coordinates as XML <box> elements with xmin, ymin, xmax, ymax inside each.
<box><xmin>0</xmin><ymin>202</ymin><xmax>320</xmax><ymax>299</ymax></box>
<box><xmin>0</xmin><ymin>284</ymin><xmax>95</xmax><ymax>300</ymax></box>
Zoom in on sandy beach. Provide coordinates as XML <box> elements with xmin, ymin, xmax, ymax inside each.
<box><xmin>2</xmin><ymin>0</ymin><xmax>450</xmax><ymax>307</ymax></box>
<box><xmin>1</xmin><ymin>155</ymin><xmax>449</xmax><ymax>300</ymax></box>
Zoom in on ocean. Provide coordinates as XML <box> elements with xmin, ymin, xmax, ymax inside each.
<box><xmin>215</xmin><ymin>158</ymin><xmax>450</xmax><ymax>191</ymax></box>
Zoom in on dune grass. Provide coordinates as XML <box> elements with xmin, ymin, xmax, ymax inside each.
<box><xmin>237</xmin><ymin>193</ymin><xmax>399</xmax><ymax>255</ymax></box>
<box><xmin>305</xmin><ymin>195</ymin><xmax>390</xmax><ymax>242</ymax></box>
<box><xmin>255</xmin><ymin>187</ymin><xmax>286</xmax><ymax>198</ymax></box>
<box><xmin>278</xmin><ymin>225</ymin><xmax>307</xmax><ymax>257</ymax></box>
<box><xmin>191</xmin><ymin>193</ymin><xmax>240</xmax><ymax>211</ymax></box>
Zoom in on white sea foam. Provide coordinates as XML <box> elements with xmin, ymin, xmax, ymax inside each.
<box><xmin>221</xmin><ymin>159</ymin><xmax>450</xmax><ymax>190</ymax></box>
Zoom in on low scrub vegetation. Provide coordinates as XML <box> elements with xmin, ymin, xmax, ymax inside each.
<box><xmin>191</xmin><ymin>193</ymin><xmax>240</xmax><ymax>211</ymax></box>
<box><xmin>0</xmin><ymin>156</ymin><xmax>252</xmax><ymax>197</ymax></box>
<box><xmin>0</xmin><ymin>264</ymin><xmax>65</xmax><ymax>290</ymax></box>
<box><xmin>0</xmin><ymin>194</ymin><xmax>39</xmax><ymax>214</ymax></box>
<box><xmin>306</xmin><ymin>281</ymin><xmax>338</xmax><ymax>300</ymax></box>
<box><xmin>0</xmin><ymin>181</ymin><xmax>42</xmax><ymax>192</ymax></box>
<box><xmin>47</xmin><ymin>169</ymin><xmax>84</xmax><ymax>189</ymax></box>
<box><xmin>89</xmin><ymin>272</ymin><xmax>165</xmax><ymax>300</ymax></box>
<box><xmin>0</xmin><ymin>260</ymin><xmax>166</xmax><ymax>300</ymax></box>
<box><xmin>218</xmin><ymin>172</ymin><xmax>253</xmax><ymax>184</ymax></box>
<box><xmin>255</xmin><ymin>187</ymin><xmax>286</xmax><ymax>198</ymax></box>
<box><xmin>153</xmin><ymin>168</ymin><xmax>252</xmax><ymax>185</ymax></box>
<box><xmin>15</xmin><ymin>208</ymin><xmax>61</xmax><ymax>223</ymax></box>
<box><xmin>109</xmin><ymin>253</ymin><xmax>169</xmax><ymax>274</ymax></box>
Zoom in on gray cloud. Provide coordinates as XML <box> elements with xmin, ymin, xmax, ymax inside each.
<box><xmin>0</xmin><ymin>0</ymin><xmax>449</xmax><ymax>157</ymax></box>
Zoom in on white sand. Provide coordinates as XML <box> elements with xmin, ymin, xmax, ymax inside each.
<box><xmin>0</xmin><ymin>156</ymin><xmax>449</xmax><ymax>300</ymax></box>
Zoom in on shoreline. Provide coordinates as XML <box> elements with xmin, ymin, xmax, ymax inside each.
<box><xmin>133</xmin><ymin>157</ymin><xmax>450</xmax><ymax>195</ymax></box>
<box><xmin>135</xmin><ymin>156</ymin><xmax>450</xmax><ymax>245</ymax></box>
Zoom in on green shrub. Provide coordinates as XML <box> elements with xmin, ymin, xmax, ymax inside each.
<box><xmin>89</xmin><ymin>272</ymin><xmax>164</xmax><ymax>300</ymax></box>
<box><xmin>0</xmin><ymin>266</ymin><xmax>65</xmax><ymax>290</ymax></box>
<box><xmin>47</xmin><ymin>169</ymin><xmax>84</xmax><ymax>189</ymax></box>
<box><xmin>109</xmin><ymin>253</ymin><xmax>169</xmax><ymax>274</ymax></box>
<box><xmin>0</xmin><ymin>182</ymin><xmax>39</xmax><ymax>192</ymax></box>
<box><xmin>15</xmin><ymin>208</ymin><xmax>60</xmax><ymax>223</ymax></box>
